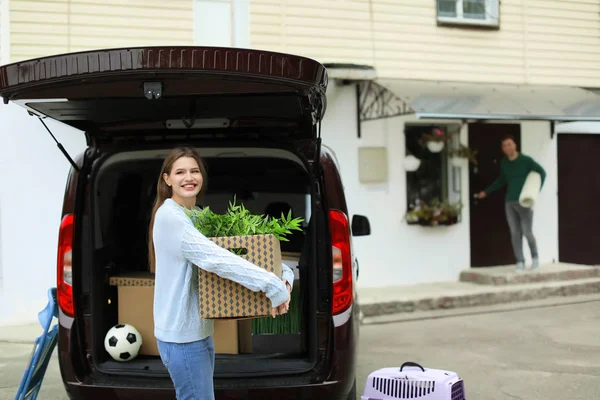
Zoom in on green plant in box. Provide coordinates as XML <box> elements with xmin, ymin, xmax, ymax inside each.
<box><xmin>184</xmin><ymin>197</ymin><xmax>304</xmax><ymax>334</ymax></box>
<box><xmin>185</xmin><ymin>197</ymin><xmax>304</xmax><ymax>254</ymax></box>
<box><xmin>252</xmin><ymin>281</ymin><xmax>302</xmax><ymax>335</ymax></box>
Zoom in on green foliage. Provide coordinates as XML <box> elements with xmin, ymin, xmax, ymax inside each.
<box><xmin>448</xmin><ymin>144</ymin><xmax>478</xmax><ymax>165</ymax></box>
<box><xmin>184</xmin><ymin>196</ymin><xmax>304</xmax><ymax>254</ymax></box>
<box><xmin>252</xmin><ymin>281</ymin><xmax>302</xmax><ymax>335</ymax></box>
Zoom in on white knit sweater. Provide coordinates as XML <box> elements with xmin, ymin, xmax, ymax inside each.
<box><xmin>153</xmin><ymin>198</ymin><xmax>293</xmax><ymax>344</ymax></box>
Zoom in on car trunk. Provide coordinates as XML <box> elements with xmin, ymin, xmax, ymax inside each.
<box><xmin>0</xmin><ymin>47</ymin><xmax>331</xmax><ymax>382</ymax></box>
<box><xmin>85</xmin><ymin>145</ymin><xmax>321</xmax><ymax>378</ymax></box>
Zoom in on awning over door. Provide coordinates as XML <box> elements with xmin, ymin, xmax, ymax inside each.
<box><xmin>376</xmin><ymin>79</ymin><xmax>600</xmax><ymax>121</ymax></box>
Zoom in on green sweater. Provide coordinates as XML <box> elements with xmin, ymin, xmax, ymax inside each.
<box><xmin>485</xmin><ymin>154</ymin><xmax>546</xmax><ymax>202</ymax></box>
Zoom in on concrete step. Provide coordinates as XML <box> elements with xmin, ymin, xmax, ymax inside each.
<box><xmin>358</xmin><ymin>277</ymin><xmax>600</xmax><ymax>318</ymax></box>
<box><xmin>459</xmin><ymin>263</ymin><xmax>600</xmax><ymax>286</ymax></box>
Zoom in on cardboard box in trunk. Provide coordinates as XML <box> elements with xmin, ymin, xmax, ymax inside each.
<box><xmin>198</xmin><ymin>234</ymin><xmax>283</xmax><ymax>319</ymax></box>
<box><xmin>109</xmin><ymin>273</ymin><xmax>252</xmax><ymax>356</ymax></box>
<box><xmin>109</xmin><ymin>273</ymin><xmax>158</xmax><ymax>356</ymax></box>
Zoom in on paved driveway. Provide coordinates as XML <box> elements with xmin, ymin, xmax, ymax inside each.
<box><xmin>2</xmin><ymin>299</ymin><xmax>599</xmax><ymax>399</ymax></box>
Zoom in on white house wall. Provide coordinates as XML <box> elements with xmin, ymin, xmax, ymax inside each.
<box><xmin>0</xmin><ymin>102</ymin><xmax>86</xmax><ymax>326</ymax></box>
<box><xmin>321</xmin><ymin>83</ymin><xmax>558</xmax><ymax>289</ymax></box>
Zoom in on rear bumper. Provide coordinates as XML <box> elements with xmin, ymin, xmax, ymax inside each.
<box><xmin>60</xmin><ymin>305</ymin><xmax>358</xmax><ymax>400</ymax></box>
<box><xmin>65</xmin><ymin>379</ymin><xmax>352</xmax><ymax>400</ymax></box>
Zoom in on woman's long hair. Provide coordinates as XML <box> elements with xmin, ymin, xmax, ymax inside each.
<box><xmin>148</xmin><ymin>147</ymin><xmax>208</xmax><ymax>273</ymax></box>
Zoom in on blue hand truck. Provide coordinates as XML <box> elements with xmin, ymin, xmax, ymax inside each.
<box><xmin>14</xmin><ymin>288</ymin><xmax>59</xmax><ymax>400</ymax></box>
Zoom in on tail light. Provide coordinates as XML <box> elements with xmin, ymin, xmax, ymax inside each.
<box><xmin>329</xmin><ymin>210</ymin><xmax>353</xmax><ymax>315</ymax></box>
<box><xmin>57</xmin><ymin>214</ymin><xmax>75</xmax><ymax>317</ymax></box>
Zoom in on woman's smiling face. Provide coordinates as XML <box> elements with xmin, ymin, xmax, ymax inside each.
<box><xmin>163</xmin><ymin>156</ymin><xmax>204</xmax><ymax>208</ymax></box>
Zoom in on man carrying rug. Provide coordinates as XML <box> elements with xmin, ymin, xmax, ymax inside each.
<box><xmin>476</xmin><ymin>134</ymin><xmax>547</xmax><ymax>272</ymax></box>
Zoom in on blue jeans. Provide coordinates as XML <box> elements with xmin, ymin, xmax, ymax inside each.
<box><xmin>157</xmin><ymin>337</ymin><xmax>215</xmax><ymax>400</ymax></box>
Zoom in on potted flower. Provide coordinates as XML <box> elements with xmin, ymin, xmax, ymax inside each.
<box><xmin>405</xmin><ymin>199</ymin><xmax>462</xmax><ymax>227</ymax></box>
<box><xmin>448</xmin><ymin>144</ymin><xmax>478</xmax><ymax>167</ymax></box>
<box><xmin>419</xmin><ymin>127</ymin><xmax>452</xmax><ymax>153</ymax></box>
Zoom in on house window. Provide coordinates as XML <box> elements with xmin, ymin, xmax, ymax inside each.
<box><xmin>405</xmin><ymin>125</ymin><xmax>449</xmax><ymax>208</ymax></box>
<box><xmin>437</xmin><ymin>0</ymin><xmax>499</xmax><ymax>28</ymax></box>
<box><xmin>405</xmin><ymin>124</ymin><xmax>465</xmax><ymax>227</ymax></box>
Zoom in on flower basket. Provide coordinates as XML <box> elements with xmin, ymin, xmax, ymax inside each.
<box><xmin>419</xmin><ymin>127</ymin><xmax>453</xmax><ymax>153</ymax></box>
<box><xmin>426</xmin><ymin>141</ymin><xmax>445</xmax><ymax>153</ymax></box>
<box><xmin>405</xmin><ymin>200</ymin><xmax>462</xmax><ymax>227</ymax></box>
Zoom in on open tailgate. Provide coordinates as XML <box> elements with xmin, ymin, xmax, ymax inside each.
<box><xmin>0</xmin><ymin>46</ymin><xmax>328</xmax><ymax>139</ymax></box>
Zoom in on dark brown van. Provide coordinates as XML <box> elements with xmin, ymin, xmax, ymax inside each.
<box><xmin>0</xmin><ymin>46</ymin><xmax>370</xmax><ymax>400</ymax></box>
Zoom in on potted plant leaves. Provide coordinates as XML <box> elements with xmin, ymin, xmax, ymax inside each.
<box><xmin>405</xmin><ymin>199</ymin><xmax>462</xmax><ymax>226</ymax></box>
<box><xmin>184</xmin><ymin>197</ymin><xmax>305</xmax><ymax>354</ymax></box>
<box><xmin>448</xmin><ymin>144</ymin><xmax>478</xmax><ymax>167</ymax></box>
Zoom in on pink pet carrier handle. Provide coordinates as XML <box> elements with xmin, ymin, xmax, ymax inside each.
<box><xmin>399</xmin><ymin>361</ymin><xmax>425</xmax><ymax>372</ymax></box>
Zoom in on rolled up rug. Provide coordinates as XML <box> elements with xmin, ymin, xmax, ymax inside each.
<box><xmin>519</xmin><ymin>171</ymin><xmax>542</xmax><ymax>208</ymax></box>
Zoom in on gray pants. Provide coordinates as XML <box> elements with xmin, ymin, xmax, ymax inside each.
<box><xmin>505</xmin><ymin>201</ymin><xmax>538</xmax><ymax>263</ymax></box>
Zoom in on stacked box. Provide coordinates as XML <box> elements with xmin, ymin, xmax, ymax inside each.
<box><xmin>109</xmin><ymin>273</ymin><xmax>252</xmax><ymax>355</ymax></box>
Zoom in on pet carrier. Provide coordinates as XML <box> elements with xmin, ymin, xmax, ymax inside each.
<box><xmin>361</xmin><ymin>361</ymin><xmax>466</xmax><ymax>400</ymax></box>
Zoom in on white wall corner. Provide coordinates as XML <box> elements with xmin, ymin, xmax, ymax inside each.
<box><xmin>0</xmin><ymin>0</ymin><xmax>10</xmax><ymax>65</ymax></box>
<box><xmin>0</xmin><ymin>194</ymin><xmax>3</xmax><ymax>290</ymax></box>
<box><xmin>193</xmin><ymin>0</ymin><xmax>250</xmax><ymax>48</ymax></box>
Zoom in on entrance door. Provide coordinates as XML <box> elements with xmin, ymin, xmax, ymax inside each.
<box><xmin>468</xmin><ymin>123</ymin><xmax>521</xmax><ymax>267</ymax></box>
<box><xmin>558</xmin><ymin>134</ymin><xmax>600</xmax><ymax>265</ymax></box>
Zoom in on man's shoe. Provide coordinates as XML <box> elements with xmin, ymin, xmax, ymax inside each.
<box><xmin>531</xmin><ymin>258</ymin><xmax>540</xmax><ymax>271</ymax></box>
<box><xmin>516</xmin><ymin>262</ymin><xmax>525</xmax><ymax>273</ymax></box>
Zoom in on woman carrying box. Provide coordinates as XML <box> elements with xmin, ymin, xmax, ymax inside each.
<box><xmin>148</xmin><ymin>147</ymin><xmax>292</xmax><ymax>400</ymax></box>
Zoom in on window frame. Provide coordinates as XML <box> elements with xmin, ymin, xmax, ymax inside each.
<box><xmin>404</xmin><ymin>124</ymin><xmax>450</xmax><ymax>210</ymax></box>
<box><xmin>436</xmin><ymin>0</ymin><xmax>500</xmax><ymax>29</ymax></box>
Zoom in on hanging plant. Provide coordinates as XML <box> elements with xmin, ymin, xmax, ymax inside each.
<box><xmin>419</xmin><ymin>127</ymin><xmax>453</xmax><ymax>153</ymax></box>
<box><xmin>448</xmin><ymin>144</ymin><xmax>478</xmax><ymax>165</ymax></box>
<box><xmin>403</xmin><ymin>154</ymin><xmax>421</xmax><ymax>171</ymax></box>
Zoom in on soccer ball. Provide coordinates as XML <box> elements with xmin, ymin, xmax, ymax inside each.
<box><xmin>104</xmin><ymin>324</ymin><xmax>143</xmax><ymax>362</ymax></box>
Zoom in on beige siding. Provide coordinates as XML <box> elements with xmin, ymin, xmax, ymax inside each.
<box><xmin>9</xmin><ymin>0</ymin><xmax>193</xmax><ymax>63</ymax></box>
<box><xmin>0</xmin><ymin>0</ymin><xmax>3</xmax><ymax>64</ymax></box>
<box><xmin>0</xmin><ymin>0</ymin><xmax>9</xmax><ymax>65</ymax></box>
<box><xmin>250</xmin><ymin>0</ymin><xmax>600</xmax><ymax>87</ymax></box>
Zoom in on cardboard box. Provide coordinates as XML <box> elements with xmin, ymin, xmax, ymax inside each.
<box><xmin>109</xmin><ymin>272</ymin><xmax>158</xmax><ymax>356</ymax></box>
<box><xmin>109</xmin><ymin>273</ymin><xmax>247</xmax><ymax>356</ymax></box>
<box><xmin>198</xmin><ymin>234</ymin><xmax>283</xmax><ymax>319</ymax></box>
<box><xmin>213</xmin><ymin>319</ymin><xmax>239</xmax><ymax>354</ymax></box>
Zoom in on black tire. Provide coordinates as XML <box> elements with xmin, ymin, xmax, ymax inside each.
<box><xmin>346</xmin><ymin>379</ymin><xmax>357</xmax><ymax>400</ymax></box>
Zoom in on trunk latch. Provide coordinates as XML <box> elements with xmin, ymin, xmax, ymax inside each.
<box><xmin>143</xmin><ymin>82</ymin><xmax>163</xmax><ymax>100</ymax></box>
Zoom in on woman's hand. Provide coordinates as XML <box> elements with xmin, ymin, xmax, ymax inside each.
<box><xmin>280</xmin><ymin>280</ymin><xmax>292</xmax><ymax>313</ymax></box>
<box><xmin>271</xmin><ymin>296</ymin><xmax>290</xmax><ymax>317</ymax></box>
<box><xmin>271</xmin><ymin>280</ymin><xmax>291</xmax><ymax>317</ymax></box>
